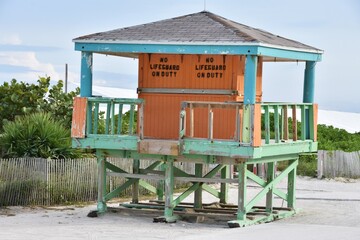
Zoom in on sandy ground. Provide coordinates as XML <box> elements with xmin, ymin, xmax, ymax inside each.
<box><xmin>1</xmin><ymin>176</ymin><xmax>360</xmax><ymax>240</ymax></box>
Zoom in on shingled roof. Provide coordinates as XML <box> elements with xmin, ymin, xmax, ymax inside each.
<box><xmin>74</xmin><ymin>11</ymin><xmax>320</xmax><ymax>52</ymax></box>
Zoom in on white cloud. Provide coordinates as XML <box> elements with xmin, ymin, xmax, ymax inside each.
<box><xmin>0</xmin><ymin>51</ymin><xmax>60</xmax><ymax>81</ymax></box>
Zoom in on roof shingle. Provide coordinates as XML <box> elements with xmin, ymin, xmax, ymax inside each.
<box><xmin>73</xmin><ymin>11</ymin><xmax>320</xmax><ymax>51</ymax></box>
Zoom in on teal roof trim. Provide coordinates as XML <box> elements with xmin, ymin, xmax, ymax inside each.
<box><xmin>75</xmin><ymin>42</ymin><xmax>322</xmax><ymax>61</ymax></box>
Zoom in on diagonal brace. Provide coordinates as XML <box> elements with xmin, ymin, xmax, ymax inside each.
<box><xmin>247</xmin><ymin>170</ymin><xmax>287</xmax><ymax>201</ymax></box>
<box><xmin>172</xmin><ymin>164</ymin><xmax>224</xmax><ymax>207</ymax></box>
<box><xmin>245</xmin><ymin>160</ymin><xmax>298</xmax><ymax>212</ymax></box>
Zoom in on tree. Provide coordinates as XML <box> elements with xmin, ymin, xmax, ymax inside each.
<box><xmin>1</xmin><ymin>112</ymin><xmax>81</xmax><ymax>159</ymax></box>
<box><xmin>0</xmin><ymin>77</ymin><xmax>79</xmax><ymax>131</ymax></box>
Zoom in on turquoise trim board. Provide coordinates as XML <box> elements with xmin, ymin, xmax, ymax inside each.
<box><xmin>243</xmin><ymin>55</ymin><xmax>258</xmax><ymax>104</ymax></box>
<box><xmin>75</xmin><ymin>43</ymin><xmax>322</xmax><ymax>61</ymax></box>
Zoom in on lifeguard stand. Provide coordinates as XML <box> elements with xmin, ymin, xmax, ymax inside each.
<box><xmin>71</xmin><ymin>11</ymin><xmax>322</xmax><ymax>227</ymax></box>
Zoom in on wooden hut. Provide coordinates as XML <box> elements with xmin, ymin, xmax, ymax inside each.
<box><xmin>71</xmin><ymin>11</ymin><xmax>323</xmax><ymax>227</ymax></box>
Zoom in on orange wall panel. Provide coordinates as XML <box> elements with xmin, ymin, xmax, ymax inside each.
<box><xmin>71</xmin><ymin>97</ymin><xmax>87</xmax><ymax>138</ymax></box>
<box><xmin>139</xmin><ymin>54</ymin><xmax>244</xmax><ymax>90</ymax></box>
<box><xmin>139</xmin><ymin>93</ymin><xmax>238</xmax><ymax>139</ymax></box>
<box><xmin>138</xmin><ymin>53</ymin><xmax>263</xmax><ymax>140</ymax></box>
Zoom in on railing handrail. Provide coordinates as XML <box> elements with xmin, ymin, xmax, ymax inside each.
<box><xmin>87</xmin><ymin>97</ymin><xmax>144</xmax><ymax>104</ymax></box>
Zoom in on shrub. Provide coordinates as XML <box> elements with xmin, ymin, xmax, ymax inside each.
<box><xmin>1</xmin><ymin>112</ymin><xmax>81</xmax><ymax>159</ymax></box>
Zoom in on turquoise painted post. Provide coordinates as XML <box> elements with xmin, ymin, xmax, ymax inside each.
<box><xmin>80</xmin><ymin>51</ymin><xmax>93</xmax><ymax>97</ymax></box>
<box><xmin>242</xmin><ymin>55</ymin><xmax>258</xmax><ymax>144</ymax></box>
<box><xmin>303</xmin><ymin>61</ymin><xmax>316</xmax><ymax>103</ymax></box>
<box><xmin>243</xmin><ymin>55</ymin><xmax>258</xmax><ymax>104</ymax></box>
<box><xmin>303</xmin><ymin>61</ymin><xmax>316</xmax><ymax>139</ymax></box>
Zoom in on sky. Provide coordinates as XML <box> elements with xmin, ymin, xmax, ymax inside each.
<box><xmin>0</xmin><ymin>0</ymin><xmax>360</xmax><ymax>113</ymax></box>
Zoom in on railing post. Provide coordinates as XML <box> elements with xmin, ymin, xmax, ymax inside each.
<box><xmin>292</xmin><ymin>105</ymin><xmax>298</xmax><ymax>141</ymax></box>
<box><xmin>129</xmin><ymin>104</ymin><xmax>135</xmax><ymax>135</ymax></box>
<box><xmin>105</xmin><ymin>102</ymin><xmax>111</xmax><ymax>134</ymax></box>
<box><xmin>282</xmin><ymin>105</ymin><xmax>289</xmax><ymax>140</ymax></box>
<box><xmin>264</xmin><ymin>105</ymin><xmax>270</xmax><ymax>144</ymax></box>
<box><xmin>179</xmin><ymin>108</ymin><xmax>186</xmax><ymax>140</ymax></box>
<box><xmin>274</xmin><ymin>105</ymin><xmax>280</xmax><ymax>143</ymax></box>
<box><xmin>86</xmin><ymin>101</ymin><xmax>93</xmax><ymax>135</ymax></box>
<box><xmin>117</xmin><ymin>104</ymin><xmax>123</xmax><ymax>135</ymax></box>
<box><xmin>300</xmin><ymin>105</ymin><xmax>306</xmax><ymax>140</ymax></box>
<box><xmin>235</xmin><ymin>105</ymin><xmax>240</xmax><ymax>141</ymax></box>
<box><xmin>111</xmin><ymin>101</ymin><xmax>115</xmax><ymax>134</ymax></box>
<box><xmin>139</xmin><ymin>102</ymin><xmax>144</xmax><ymax>140</ymax></box>
<box><xmin>94</xmin><ymin>103</ymin><xmax>99</xmax><ymax>134</ymax></box>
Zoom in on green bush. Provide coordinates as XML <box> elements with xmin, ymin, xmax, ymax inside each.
<box><xmin>0</xmin><ymin>112</ymin><xmax>81</xmax><ymax>159</ymax></box>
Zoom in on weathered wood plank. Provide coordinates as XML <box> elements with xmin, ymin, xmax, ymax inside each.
<box><xmin>139</xmin><ymin>139</ymin><xmax>179</xmax><ymax>156</ymax></box>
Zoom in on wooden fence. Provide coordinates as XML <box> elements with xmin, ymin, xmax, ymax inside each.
<box><xmin>0</xmin><ymin>158</ymin><xmax>201</xmax><ymax>206</ymax></box>
<box><xmin>317</xmin><ymin>150</ymin><xmax>360</xmax><ymax>179</ymax></box>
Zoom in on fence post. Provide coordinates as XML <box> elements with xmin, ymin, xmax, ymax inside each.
<box><xmin>317</xmin><ymin>151</ymin><xmax>323</xmax><ymax>179</ymax></box>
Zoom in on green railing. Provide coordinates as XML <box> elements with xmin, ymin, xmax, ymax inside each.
<box><xmin>180</xmin><ymin>101</ymin><xmax>317</xmax><ymax>146</ymax></box>
<box><xmin>85</xmin><ymin>97</ymin><xmax>144</xmax><ymax>138</ymax></box>
<box><xmin>179</xmin><ymin>101</ymin><xmax>244</xmax><ymax>142</ymax></box>
<box><xmin>261</xmin><ymin>103</ymin><xmax>317</xmax><ymax>144</ymax></box>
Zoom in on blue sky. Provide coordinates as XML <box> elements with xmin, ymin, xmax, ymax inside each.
<box><xmin>1</xmin><ymin>0</ymin><xmax>360</xmax><ymax>113</ymax></box>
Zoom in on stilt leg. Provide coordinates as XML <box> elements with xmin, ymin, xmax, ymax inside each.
<box><xmin>266</xmin><ymin>162</ymin><xmax>275</xmax><ymax>213</ymax></box>
<box><xmin>194</xmin><ymin>163</ymin><xmax>203</xmax><ymax>209</ymax></box>
<box><xmin>220</xmin><ymin>165</ymin><xmax>230</xmax><ymax>204</ymax></box>
<box><xmin>161</xmin><ymin>158</ymin><xmax>178</xmax><ymax>222</ymax></box>
<box><xmin>157</xmin><ymin>163</ymin><xmax>165</xmax><ymax>201</ymax></box>
<box><xmin>228</xmin><ymin>162</ymin><xmax>247</xmax><ymax>227</ymax></box>
<box><xmin>132</xmin><ymin>159</ymin><xmax>140</xmax><ymax>203</ymax></box>
<box><xmin>96</xmin><ymin>154</ymin><xmax>107</xmax><ymax>213</ymax></box>
<box><xmin>287</xmin><ymin>158</ymin><xmax>297</xmax><ymax>209</ymax></box>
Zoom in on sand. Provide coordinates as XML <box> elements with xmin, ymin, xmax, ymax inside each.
<box><xmin>1</xmin><ymin>176</ymin><xmax>360</xmax><ymax>240</ymax></box>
